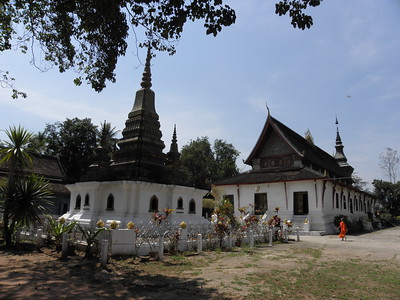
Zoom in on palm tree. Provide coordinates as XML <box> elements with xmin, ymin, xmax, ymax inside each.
<box><xmin>0</xmin><ymin>125</ymin><xmax>33</xmax><ymax>246</ymax></box>
<box><xmin>6</xmin><ymin>174</ymin><xmax>53</xmax><ymax>235</ymax></box>
<box><xmin>97</xmin><ymin>121</ymin><xmax>119</xmax><ymax>152</ymax></box>
<box><xmin>28</xmin><ymin>131</ymin><xmax>48</xmax><ymax>155</ymax></box>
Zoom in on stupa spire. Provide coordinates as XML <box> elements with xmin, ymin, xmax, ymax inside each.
<box><xmin>140</xmin><ymin>46</ymin><xmax>152</xmax><ymax>89</ymax></box>
<box><xmin>334</xmin><ymin>117</ymin><xmax>346</xmax><ymax>161</ymax></box>
<box><xmin>166</xmin><ymin>124</ymin><xmax>180</xmax><ymax>163</ymax></box>
<box><xmin>334</xmin><ymin>117</ymin><xmax>353</xmax><ymax>175</ymax></box>
<box><xmin>170</xmin><ymin>124</ymin><xmax>179</xmax><ymax>153</ymax></box>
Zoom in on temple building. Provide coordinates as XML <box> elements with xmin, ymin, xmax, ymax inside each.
<box><xmin>62</xmin><ymin>48</ymin><xmax>208</xmax><ymax>227</ymax></box>
<box><xmin>212</xmin><ymin>112</ymin><xmax>376</xmax><ymax>234</ymax></box>
<box><xmin>0</xmin><ymin>153</ymin><xmax>70</xmax><ymax>216</ymax></box>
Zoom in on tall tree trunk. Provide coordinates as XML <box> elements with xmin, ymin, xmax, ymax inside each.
<box><xmin>3</xmin><ymin>160</ymin><xmax>16</xmax><ymax>247</ymax></box>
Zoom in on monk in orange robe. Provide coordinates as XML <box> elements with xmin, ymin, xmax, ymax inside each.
<box><xmin>338</xmin><ymin>218</ymin><xmax>347</xmax><ymax>241</ymax></box>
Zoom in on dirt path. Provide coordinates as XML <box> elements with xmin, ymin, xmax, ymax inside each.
<box><xmin>0</xmin><ymin>227</ymin><xmax>399</xmax><ymax>299</ymax></box>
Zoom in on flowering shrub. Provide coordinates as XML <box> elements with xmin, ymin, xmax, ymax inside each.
<box><xmin>214</xmin><ymin>217</ymin><xmax>230</xmax><ymax>248</ymax></box>
<box><xmin>164</xmin><ymin>208</ymin><xmax>175</xmax><ymax>216</ymax></box>
<box><xmin>238</xmin><ymin>206</ymin><xmax>248</xmax><ymax>214</ymax></box>
<box><xmin>268</xmin><ymin>215</ymin><xmax>281</xmax><ymax>227</ymax></box>
<box><xmin>152</xmin><ymin>212</ymin><xmax>167</xmax><ymax>224</ymax></box>
<box><xmin>152</xmin><ymin>208</ymin><xmax>175</xmax><ymax>225</ymax></box>
<box><xmin>284</xmin><ymin>219</ymin><xmax>292</xmax><ymax>227</ymax></box>
<box><xmin>244</xmin><ymin>214</ymin><xmax>259</xmax><ymax>229</ymax></box>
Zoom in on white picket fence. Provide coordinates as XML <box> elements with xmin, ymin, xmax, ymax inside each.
<box><xmin>16</xmin><ymin>220</ymin><xmax>301</xmax><ymax>262</ymax></box>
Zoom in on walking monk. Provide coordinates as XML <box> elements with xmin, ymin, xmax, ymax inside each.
<box><xmin>338</xmin><ymin>218</ymin><xmax>347</xmax><ymax>241</ymax></box>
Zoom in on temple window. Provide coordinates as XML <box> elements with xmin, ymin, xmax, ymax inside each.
<box><xmin>75</xmin><ymin>194</ymin><xmax>81</xmax><ymax>209</ymax></box>
<box><xmin>254</xmin><ymin>193</ymin><xmax>268</xmax><ymax>215</ymax></box>
<box><xmin>177</xmin><ymin>197</ymin><xmax>183</xmax><ymax>210</ymax></box>
<box><xmin>189</xmin><ymin>199</ymin><xmax>196</xmax><ymax>214</ymax></box>
<box><xmin>149</xmin><ymin>196</ymin><xmax>158</xmax><ymax>212</ymax></box>
<box><xmin>84</xmin><ymin>193</ymin><xmax>90</xmax><ymax>207</ymax></box>
<box><xmin>335</xmin><ymin>193</ymin><xmax>339</xmax><ymax>209</ymax></box>
<box><xmin>106</xmin><ymin>194</ymin><xmax>114</xmax><ymax>211</ymax></box>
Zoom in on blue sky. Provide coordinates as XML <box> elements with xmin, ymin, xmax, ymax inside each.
<box><xmin>1</xmin><ymin>0</ymin><xmax>399</xmax><ymax>189</ymax></box>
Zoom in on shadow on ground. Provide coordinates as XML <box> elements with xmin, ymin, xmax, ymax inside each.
<box><xmin>0</xmin><ymin>245</ymin><xmax>227</xmax><ymax>300</ymax></box>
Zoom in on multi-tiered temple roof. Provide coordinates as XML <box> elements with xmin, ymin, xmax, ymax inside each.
<box><xmin>215</xmin><ymin>113</ymin><xmax>354</xmax><ymax>185</ymax></box>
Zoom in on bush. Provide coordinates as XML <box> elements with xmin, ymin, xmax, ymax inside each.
<box><xmin>379</xmin><ymin>213</ymin><xmax>399</xmax><ymax>227</ymax></box>
<box><xmin>333</xmin><ymin>215</ymin><xmax>348</xmax><ymax>228</ymax></box>
<box><xmin>333</xmin><ymin>215</ymin><xmax>365</xmax><ymax>234</ymax></box>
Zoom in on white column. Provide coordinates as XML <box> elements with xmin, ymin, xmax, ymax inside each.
<box><xmin>197</xmin><ymin>234</ymin><xmax>203</xmax><ymax>253</ymax></box>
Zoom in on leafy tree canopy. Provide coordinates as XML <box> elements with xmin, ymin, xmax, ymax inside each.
<box><xmin>1</xmin><ymin>0</ymin><xmax>322</xmax><ymax>94</ymax></box>
<box><xmin>180</xmin><ymin>136</ymin><xmax>239</xmax><ymax>189</ymax></box>
<box><xmin>44</xmin><ymin>117</ymin><xmax>98</xmax><ymax>183</ymax></box>
<box><xmin>373</xmin><ymin>179</ymin><xmax>400</xmax><ymax>218</ymax></box>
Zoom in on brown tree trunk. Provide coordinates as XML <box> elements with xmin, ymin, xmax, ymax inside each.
<box><xmin>3</xmin><ymin>160</ymin><xmax>17</xmax><ymax>247</ymax></box>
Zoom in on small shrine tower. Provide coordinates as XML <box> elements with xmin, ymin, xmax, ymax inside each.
<box><xmin>112</xmin><ymin>47</ymin><xmax>166</xmax><ymax>182</ymax></box>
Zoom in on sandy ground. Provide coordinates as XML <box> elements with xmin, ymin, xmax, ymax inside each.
<box><xmin>0</xmin><ymin>227</ymin><xmax>399</xmax><ymax>299</ymax></box>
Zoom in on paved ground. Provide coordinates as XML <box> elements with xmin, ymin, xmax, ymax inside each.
<box><xmin>297</xmin><ymin>227</ymin><xmax>400</xmax><ymax>261</ymax></box>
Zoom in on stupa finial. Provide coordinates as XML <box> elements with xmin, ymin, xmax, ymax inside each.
<box><xmin>140</xmin><ymin>46</ymin><xmax>152</xmax><ymax>89</ymax></box>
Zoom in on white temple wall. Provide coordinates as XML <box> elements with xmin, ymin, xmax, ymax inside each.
<box><xmin>63</xmin><ymin>181</ymin><xmax>209</xmax><ymax>226</ymax></box>
<box><xmin>213</xmin><ymin>179</ymin><xmax>372</xmax><ymax>233</ymax></box>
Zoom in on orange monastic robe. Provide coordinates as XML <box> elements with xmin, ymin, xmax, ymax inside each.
<box><xmin>338</xmin><ymin>221</ymin><xmax>347</xmax><ymax>238</ymax></box>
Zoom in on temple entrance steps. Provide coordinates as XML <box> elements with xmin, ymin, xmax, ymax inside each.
<box><xmin>288</xmin><ymin>215</ymin><xmax>326</xmax><ymax>236</ymax></box>
<box><xmin>290</xmin><ymin>215</ymin><xmax>308</xmax><ymax>230</ymax></box>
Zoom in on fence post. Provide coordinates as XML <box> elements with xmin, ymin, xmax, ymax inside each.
<box><xmin>249</xmin><ymin>230</ymin><xmax>255</xmax><ymax>248</ymax></box>
<box><xmin>296</xmin><ymin>227</ymin><xmax>300</xmax><ymax>242</ymax></box>
<box><xmin>197</xmin><ymin>234</ymin><xmax>203</xmax><ymax>253</ymax></box>
<box><xmin>158</xmin><ymin>236</ymin><xmax>164</xmax><ymax>261</ymax></box>
<box><xmin>62</xmin><ymin>233</ymin><xmax>68</xmax><ymax>258</ymax></box>
<box><xmin>179</xmin><ymin>228</ymin><xmax>188</xmax><ymax>252</ymax></box>
<box><xmin>268</xmin><ymin>228</ymin><xmax>273</xmax><ymax>247</ymax></box>
<box><xmin>100</xmin><ymin>239</ymin><xmax>109</xmax><ymax>269</ymax></box>
<box><xmin>36</xmin><ymin>228</ymin><xmax>43</xmax><ymax>250</ymax></box>
<box><xmin>228</xmin><ymin>232</ymin><xmax>233</xmax><ymax>250</ymax></box>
